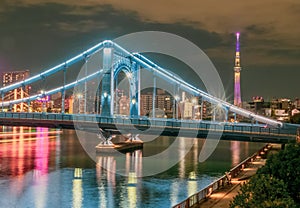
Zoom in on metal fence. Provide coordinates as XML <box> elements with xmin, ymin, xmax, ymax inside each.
<box><xmin>0</xmin><ymin>112</ymin><xmax>296</xmax><ymax>138</ymax></box>
<box><xmin>172</xmin><ymin>144</ymin><xmax>271</xmax><ymax>208</ymax></box>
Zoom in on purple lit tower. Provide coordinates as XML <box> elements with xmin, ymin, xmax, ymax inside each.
<box><xmin>234</xmin><ymin>32</ymin><xmax>242</xmax><ymax>107</ymax></box>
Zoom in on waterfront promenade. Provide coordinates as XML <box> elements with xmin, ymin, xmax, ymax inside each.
<box><xmin>193</xmin><ymin>144</ymin><xmax>280</xmax><ymax>208</ymax></box>
<box><xmin>173</xmin><ymin>144</ymin><xmax>273</xmax><ymax>208</ymax></box>
<box><xmin>195</xmin><ymin>158</ymin><xmax>266</xmax><ymax>208</ymax></box>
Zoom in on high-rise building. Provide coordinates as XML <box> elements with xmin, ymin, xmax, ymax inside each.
<box><xmin>140</xmin><ymin>94</ymin><xmax>153</xmax><ymax>116</ymax></box>
<box><xmin>1</xmin><ymin>70</ymin><xmax>30</xmax><ymax>112</ymax></box>
<box><xmin>140</xmin><ymin>92</ymin><xmax>173</xmax><ymax>117</ymax></box>
<box><xmin>234</xmin><ymin>33</ymin><xmax>242</xmax><ymax>107</ymax></box>
<box><xmin>2</xmin><ymin>70</ymin><xmax>30</xmax><ymax>87</ymax></box>
<box><xmin>178</xmin><ymin>100</ymin><xmax>193</xmax><ymax>119</ymax></box>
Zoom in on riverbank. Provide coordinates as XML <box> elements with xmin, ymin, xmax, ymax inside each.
<box><xmin>194</xmin><ymin>144</ymin><xmax>281</xmax><ymax>208</ymax></box>
<box><xmin>194</xmin><ymin>158</ymin><xmax>266</xmax><ymax>207</ymax></box>
<box><xmin>173</xmin><ymin>143</ymin><xmax>280</xmax><ymax>208</ymax></box>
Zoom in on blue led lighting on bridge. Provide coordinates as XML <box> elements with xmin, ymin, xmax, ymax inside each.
<box><xmin>1</xmin><ymin>70</ymin><xmax>104</xmax><ymax>106</ymax></box>
<box><xmin>0</xmin><ymin>40</ymin><xmax>283</xmax><ymax>127</ymax></box>
<box><xmin>0</xmin><ymin>42</ymin><xmax>106</xmax><ymax>94</ymax></box>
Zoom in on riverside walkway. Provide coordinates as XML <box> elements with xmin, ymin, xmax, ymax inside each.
<box><xmin>193</xmin><ymin>144</ymin><xmax>281</xmax><ymax>208</ymax></box>
<box><xmin>173</xmin><ymin>143</ymin><xmax>281</xmax><ymax>208</ymax></box>
<box><xmin>194</xmin><ymin>158</ymin><xmax>266</xmax><ymax>208</ymax></box>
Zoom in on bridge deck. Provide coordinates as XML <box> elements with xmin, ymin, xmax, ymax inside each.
<box><xmin>0</xmin><ymin>112</ymin><xmax>297</xmax><ymax>144</ymax></box>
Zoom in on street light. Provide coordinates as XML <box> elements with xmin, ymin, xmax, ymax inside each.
<box><xmin>126</xmin><ymin>72</ymin><xmax>132</xmax><ymax>79</ymax></box>
<box><xmin>103</xmin><ymin>91</ymin><xmax>108</xmax><ymax>98</ymax></box>
<box><xmin>131</xmin><ymin>98</ymin><xmax>136</xmax><ymax>105</ymax></box>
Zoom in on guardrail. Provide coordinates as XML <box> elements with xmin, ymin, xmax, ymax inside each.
<box><xmin>0</xmin><ymin>112</ymin><xmax>297</xmax><ymax>138</ymax></box>
<box><xmin>172</xmin><ymin>144</ymin><xmax>271</xmax><ymax>208</ymax></box>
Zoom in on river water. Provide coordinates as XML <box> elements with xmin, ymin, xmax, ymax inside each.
<box><xmin>0</xmin><ymin>126</ymin><xmax>264</xmax><ymax>208</ymax></box>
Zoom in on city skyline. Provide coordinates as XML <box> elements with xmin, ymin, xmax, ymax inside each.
<box><xmin>0</xmin><ymin>1</ymin><xmax>299</xmax><ymax>101</ymax></box>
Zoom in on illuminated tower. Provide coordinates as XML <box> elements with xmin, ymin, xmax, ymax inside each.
<box><xmin>234</xmin><ymin>32</ymin><xmax>242</xmax><ymax>107</ymax></box>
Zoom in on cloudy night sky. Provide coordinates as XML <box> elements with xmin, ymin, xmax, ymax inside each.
<box><xmin>0</xmin><ymin>0</ymin><xmax>299</xmax><ymax>102</ymax></box>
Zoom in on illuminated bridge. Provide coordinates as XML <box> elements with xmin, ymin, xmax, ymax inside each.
<box><xmin>0</xmin><ymin>40</ymin><xmax>298</xmax><ymax>143</ymax></box>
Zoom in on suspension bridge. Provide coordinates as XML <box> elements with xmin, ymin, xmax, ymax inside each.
<box><xmin>0</xmin><ymin>40</ymin><xmax>298</xmax><ymax>143</ymax></box>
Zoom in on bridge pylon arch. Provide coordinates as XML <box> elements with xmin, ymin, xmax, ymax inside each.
<box><xmin>101</xmin><ymin>51</ymin><xmax>140</xmax><ymax>117</ymax></box>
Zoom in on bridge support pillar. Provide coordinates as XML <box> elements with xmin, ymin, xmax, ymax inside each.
<box><xmin>101</xmin><ymin>46</ymin><xmax>114</xmax><ymax>117</ymax></box>
<box><xmin>224</xmin><ymin>108</ymin><xmax>228</xmax><ymax>121</ymax></box>
<box><xmin>61</xmin><ymin>68</ymin><xmax>66</xmax><ymax>114</ymax></box>
<box><xmin>137</xmin><ymin>65</ymin><xmax>141</xmax><ymax>116</ymax></box>
<box><xmin>61</xmin><ymin>90</ymin><xmax>65</xmax><ymax>114</ymax></box>
<box><xmin>152</xmin><ymin>74</ymin><xmax>156</xmax><ymax>118</ymax></box>
<box><xmin>173</xmin><ymin>84</ymin><xmax>180</xmax><ymax>119</ymax></box>
<box><xmin>84</xmin><ymin>60</ymin><xmax>88</xmax><ymax>114</ymax></box>
<box><xmin>130</xmin><ymin>62</ymin><xmax>139</xmax><ymax>117</ymax></box>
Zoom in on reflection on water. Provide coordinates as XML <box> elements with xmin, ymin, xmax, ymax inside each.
<box><xmin>0</xmin><ymin>126</ymin><xmax>60</xmax><ymax>208</ymax></box>
<box><xmin>73</xmin><ymin>168</ymin><xmax>83</xmax><ymax>208</ymax></box>
<box><xmin>96</xmin><ymin>150</ymin><xmax>143</xmax><ymax>208</ymax></box>
<box><xmin>231</xmin><ymin>141</ymin><xmax>241</xmax><ymax>166</ymax></box>
<box><xmin>0</xmin><ymin>127</ymin><xmax>264</xmax><ymax>208</ymax></box>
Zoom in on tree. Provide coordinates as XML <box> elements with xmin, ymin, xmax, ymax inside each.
<box><xmin>258</xmin><ymin>142</ymin><xmax>300</xmax><ymax>202</ymax></box>
<box><xmin>230</xmin><ymin>142</ymin><xmax>300</xmax><ymax>207</ymax></box>
<box><xmin>230</xmin><ymin>174</ymin><xmax>296</xmax><ymax>208</ymax></box>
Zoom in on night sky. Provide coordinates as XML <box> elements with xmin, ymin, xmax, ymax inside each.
<box><xmin>0</xmin><ymin>0</ymin><xmax>299</xmax><ymax>101</ymax></box>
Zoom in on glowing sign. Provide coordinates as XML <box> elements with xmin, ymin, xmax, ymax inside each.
<box><xmin>37</xmin><ymin>95</ymin><xmax>50</xmax><ymax>102</ymax></box>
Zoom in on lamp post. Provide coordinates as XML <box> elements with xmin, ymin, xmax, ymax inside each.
<box><xmin>131</xmin><ymin>97</ymin><xmax>137</xmax><ymax>117</ymax></box>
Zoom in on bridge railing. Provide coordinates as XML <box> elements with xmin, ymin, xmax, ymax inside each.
<box><xmin>172</xmin><ymin>144</ymin><xmax>272</xmax><ymax>208</ymax></box>
<box><xmin>0</xmin><ymin>112</ymin><xmax>296</xmax><ymax>138</ymax></box>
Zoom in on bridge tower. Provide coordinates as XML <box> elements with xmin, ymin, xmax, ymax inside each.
<box><xmin>101</xmin><ymin>46</ymin><xmax>114</xmax><ymax>117</ymax></box>
<box><xmin>129</xmin><ymin>61</ymin><xmax>140</xmax><ymax>117</ymax></box>
<box><xmin>234</xmin><ymin>32</ymin><xmax>242</xmax><ymax>107</ymax></box>
<box><xmin>100</xmin><ymin>43</ymin><xmax>140</xmax><ymax>117</ymax></box>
